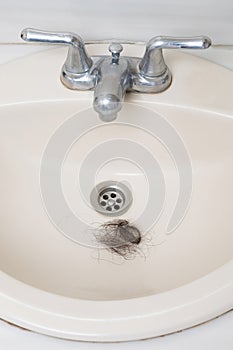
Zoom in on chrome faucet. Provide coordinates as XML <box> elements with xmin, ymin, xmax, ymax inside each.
<box><xmin>21</xmin><ymin>28</ymin><xmax>211</xmax><ymax>122</ymax></box>
<box><xmin>93</xmin><ymin>43</ymin><xmax>130</xmax><ymax>122</ymax></box>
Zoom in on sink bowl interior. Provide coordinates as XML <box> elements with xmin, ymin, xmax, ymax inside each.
<box><xmin>0</xmin><ymin>100</ymin><xmax>232</xmax><ymax>301</ymax></box>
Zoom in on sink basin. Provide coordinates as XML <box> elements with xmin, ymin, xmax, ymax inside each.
<box><xmin>0</xmin><ymin>43</ymin><xmax>232</xmax><ymax>342</ymax></box>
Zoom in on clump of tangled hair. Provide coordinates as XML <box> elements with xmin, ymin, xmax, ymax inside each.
<box><xmin>95</xmin><ymin>219</ymin><xmax>142</xmax><ymax>259</ymax></box>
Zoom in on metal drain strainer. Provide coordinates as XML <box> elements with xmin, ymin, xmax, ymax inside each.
<box><xmin>90</xmin><ymin>181</ymin><xmax>133</xmax><ymax>216</ymax></box>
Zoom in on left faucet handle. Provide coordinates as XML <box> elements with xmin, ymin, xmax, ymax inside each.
<box><xmin>21</xmin><ymin>28</ymin><xmax>92</xmax><ymax>75</ymax></box>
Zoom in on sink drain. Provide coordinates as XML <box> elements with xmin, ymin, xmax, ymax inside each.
<box><xmin>90</xmin><ymin>181</ymin><xmax>132</xmax><ymax>216</ymax></box>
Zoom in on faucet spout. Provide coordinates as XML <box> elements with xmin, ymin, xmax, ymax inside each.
<box><xmin>93</xmin><ymin>44</ymin><xmax>130</xmax><ymax>122</ymax></box>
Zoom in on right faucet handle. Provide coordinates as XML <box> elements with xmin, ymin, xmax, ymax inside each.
<box><xmin>139</xmin><ymin>36</ymin><xmax>212</xmax><ymax>78</ymax></box>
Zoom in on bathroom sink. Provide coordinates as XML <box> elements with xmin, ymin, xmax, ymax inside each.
<box><xmin>0</xmin><ymin>44</ymin><xmax>232</xmax><ymax>341</ymax></box>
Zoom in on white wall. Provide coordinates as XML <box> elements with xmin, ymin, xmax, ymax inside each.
<box><xmin>0</xmin><ymin>1</ymin><xmax>233</xmax><ymax>68</ymax></box>
<box><xmin>1</xmin><ymin>0</ymin><xmax>233</xmax><ymax>43</ymax></box>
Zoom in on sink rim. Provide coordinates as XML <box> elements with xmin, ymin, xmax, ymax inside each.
<box><xmin>0</xmin><ymin>44</ymin><xmax>232</xmax><ymax>341</ymax></box>
<box><xmin>0</xmin><ymin>260</ymin><xmax>232</xmax><ymax>341</ymax></box>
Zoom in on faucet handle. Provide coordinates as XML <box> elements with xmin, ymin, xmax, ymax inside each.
<box><xmin>145</xmin><ymin>36</ymin><xmax>211</xmax><ymax>50</ymax></box>
<box><xmin>139</xmin><ymin>35</ymin><xmax>212</xmax><ymax>77</ymax></box>
<box><xmin>21</xmin><ymin>28</ymin><xmax>92</xmax><ymax>75</ymax></box>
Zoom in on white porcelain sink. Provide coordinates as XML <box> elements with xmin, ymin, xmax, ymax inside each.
<box><xmin>0</xmin><ymin>44</ymin><xmax>232</xmax><ymax>342</ymax></box>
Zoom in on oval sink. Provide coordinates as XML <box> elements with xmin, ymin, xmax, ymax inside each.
<box><xmin>0</xmin><ymin>44</ymin><xmax>232</xmax><ymax>341</ymax></box>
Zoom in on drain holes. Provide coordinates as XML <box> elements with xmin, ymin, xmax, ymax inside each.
<box><xmin>90</xmin><ymin>181</ymin><xmax>133</xmax><ymax>216</ymax></box>
<box><xmin>99</xmin><ymin>187</ymin><xmax>125</xmax><ymax>213</ymax></box>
